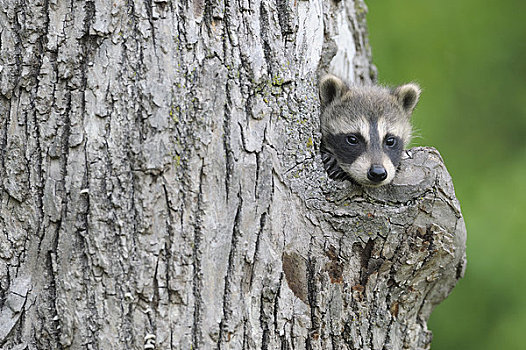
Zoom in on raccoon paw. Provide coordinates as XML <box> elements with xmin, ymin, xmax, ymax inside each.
<box><xmin>321</xmin><ymin>150</ymin><xmax>352</xmax><ymax>181</ymax></box>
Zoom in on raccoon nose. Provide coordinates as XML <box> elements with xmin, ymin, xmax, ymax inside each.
<box><xmin>367</xmin><ymin>165</ymin><xmax>387</xmax><ymax>183</ymax></box>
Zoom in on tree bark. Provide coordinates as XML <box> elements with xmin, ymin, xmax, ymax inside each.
<box><xmin>0</xmin><ymin>1</ymin><xmax>466</xmax><ymax>349</ymax></box>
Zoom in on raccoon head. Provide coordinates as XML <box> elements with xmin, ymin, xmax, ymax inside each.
<box><xmin>318</xmin><ymin>74</ymin><xmax>421</xmax><ymax>187</ymax></box>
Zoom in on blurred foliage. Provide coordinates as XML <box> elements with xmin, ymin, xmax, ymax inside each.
<box><xmin>366</xmin><ymin>0</ymin><xmax>526</xmax><ymax>349</ymax></box>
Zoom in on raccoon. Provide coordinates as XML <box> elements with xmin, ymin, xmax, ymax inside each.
<box><xmin>319</xmin><ymin>74</ymin><xmax>421</xmax><ymax>187</ymax></box>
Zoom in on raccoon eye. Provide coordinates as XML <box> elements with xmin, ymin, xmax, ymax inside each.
<box><xmin>385</xmin><ymin>136</ymin><xmax>397</xmax><ymax>147</ymax></box>
<box><xmin>346</xmin><ymin>135</ymin><xmax>359</xmax><ymax>145</ymax></box>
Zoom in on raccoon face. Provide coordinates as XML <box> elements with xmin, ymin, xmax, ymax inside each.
<box><xmin>319</xmin><ymin>74</ymin><xmax>421</xmax><ymax>187</ymax></box>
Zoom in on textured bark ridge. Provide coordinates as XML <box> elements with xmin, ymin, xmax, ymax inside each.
<box><xmin>0</xmin><ymin>1</ymin><xmax>465</xmax><ymax>349</ymax></box>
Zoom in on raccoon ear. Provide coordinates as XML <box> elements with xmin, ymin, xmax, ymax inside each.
<box><xmin>319</xmin><ymin>74</ymin><xmax>348</xmax><ymax>107</ymax></box>
<box><xmin>393</xmin><ymin>83</ymin><xmax>421</xmax><ymax>113</ymax></box>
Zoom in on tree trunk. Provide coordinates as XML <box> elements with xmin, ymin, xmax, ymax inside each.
<box><xmin>0</xmin><ymin>1</ymin><xmax>466</xmax><ymax>349</ymax></box>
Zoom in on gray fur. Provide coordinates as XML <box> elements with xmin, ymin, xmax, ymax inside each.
<box><xmin>319</xmin><ymin>74</ymin><xmax>420</xmax><ymax>186</ymax></box>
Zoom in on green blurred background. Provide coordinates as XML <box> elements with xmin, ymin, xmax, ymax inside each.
<box><xmin>366</xmin><ymin>0</ymin><xmax>526</xmax><ymax>349</ymax></box>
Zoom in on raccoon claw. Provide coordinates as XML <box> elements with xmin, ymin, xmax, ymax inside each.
<box><xmin>321</xmin><ymin>150</ymin><xmax>352</xmax><ymax>181</ymax></box>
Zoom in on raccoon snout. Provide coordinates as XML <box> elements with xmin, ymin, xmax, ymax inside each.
<box><xmin>367</xmin><ymin>165</ymin><xmax>388</xmax><ymax>183</ymax></box>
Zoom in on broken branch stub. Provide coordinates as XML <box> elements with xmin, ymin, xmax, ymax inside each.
<box><xmin>280</xmin><ymin>147</ymin><xmax>466</xmax><ymax>349</ymax></box>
